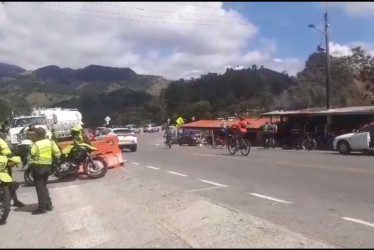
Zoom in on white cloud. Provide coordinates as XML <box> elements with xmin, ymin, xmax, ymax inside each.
<box><xmin>328</xmin><ymin>41</ymin><xmax>374</xmax><ymax>57</ymax></box>
<box><xmin>329</xmin><ymin>42</ymin><xmax>353</xmax><ymax>57</ymax></box>
<box><xmin>350</xmin><ymin>41</ymin><xmax>374</xmax><ymax>56</ymax></box>
<box><xmin>330</xmin><ymin>2</ymin><xmax>374</xmax><ymax>17</ymax></box>
<box><xmin>0</xmin><ymin>2</ymin><xmax>302</xmax><ymax>79</ymax></box>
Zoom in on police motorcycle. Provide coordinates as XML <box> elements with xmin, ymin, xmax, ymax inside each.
<box><xmin>0</xmin><ymin>155</ymin><xmax>22</xmax><ymax>225</ymax></box>
<box><xmin>24</xmin><ymin>142</ymin><xmax>108</xmax><ymax>186</ymax></box>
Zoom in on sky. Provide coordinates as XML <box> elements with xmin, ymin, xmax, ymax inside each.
<box><xmin>0</xmin><ymin>2</ymin><xmax>373</xmax><ymax>80</ymax></box>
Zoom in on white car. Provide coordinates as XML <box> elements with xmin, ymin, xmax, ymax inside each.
<box><xmin>144</xmin><ymin>124</ymin><xmax>159</xmax><ymax>133</ymax></box>
<box><xmin>99</xmin><ymin>127</ymin><xmax>137</xmax><ymax>152</ymax></box>
<box><xmin>333</xmin><ymin>123</ymin><xmax>374</xmax><ymax>155</ymax></box>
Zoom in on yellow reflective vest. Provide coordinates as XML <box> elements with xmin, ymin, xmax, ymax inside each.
<box><xmin>0</xmin><ymin>138</ymin><xmax>11</xmax><ymax>156</ymax></box>
<box><xmin>29</xmin><ymin>139</ymin><xmax>61</xmax><ymax>165</ymax></box>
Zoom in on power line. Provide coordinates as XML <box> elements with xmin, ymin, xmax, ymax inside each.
<box><xmin>43</xmin><ymin>3</ymin><xmax>254</xmax><ymax>27</ymax></box>
<box><xmin>161</xmin><ymin>2</ymin><xmax>227</xmax><ymax>11</ymax></box>
<box><xmin>87</xmin><ymin>2</ymin><xmax>242</xmax><ymax>19</ymax></box>
<box><xmin>41</xmin><ymin>5</ymin><xmax>236</xmax><ymax>27</ymax></box>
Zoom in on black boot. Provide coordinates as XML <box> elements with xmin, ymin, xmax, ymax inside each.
<box><xmin>12</xmin><ymin>200</ymin><xmax>26</xmax><ymax>207</ymax></box>
<box><xmin>46</xmin><ymin>203</ymin><xmax>53</xmax><ymax>211</ymax></box>
<box><xmin>32</xmin><ymin>208</ymin><xmax>47</xmax><ymax>215</ymax></box>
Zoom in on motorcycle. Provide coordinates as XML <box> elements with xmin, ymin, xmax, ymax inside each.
<box><xmin>0</xmin><ymin>155</ymin><xmax>22</xmax><ymax>225</ymax></box>
<box><xmin>24</xmin><ymin>143</ymin><xmax>108</xmax><ymax>186</ymax></box>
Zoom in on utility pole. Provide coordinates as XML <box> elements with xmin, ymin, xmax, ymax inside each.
<box><xmin>308</xmin><ymin>2</ymin><xmax>331</xmax><ymax>110</ymax></box>
<box><xmin>324</xmin><ymin>3</ymin><xmax>331</xmax><ymax>110</ymax></box>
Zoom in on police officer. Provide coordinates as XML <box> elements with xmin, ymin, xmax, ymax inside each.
<box><xmin>29</xmin><ymin>127</ymin><xmax>61</xmax><ymax>214</ymax></box>
<box><xmin>71</xmin><ymin>124</ymin><xmax>91</xmax><ymax>145</ymax></box>
<box><xmin>0</xmin><ymin>135</ymin><xmax>25</xmax><ymax>207</ymax></box>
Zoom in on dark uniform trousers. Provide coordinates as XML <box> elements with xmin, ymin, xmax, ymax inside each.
<box><xmin>7</xmin><ymin>167</ymin><xmax>20</xmax><ymax>202</ymax></box>
<box><xmin>31</xmin><ymin>164</ymin><xmax>52</xmax><ymax>210</ymax></box>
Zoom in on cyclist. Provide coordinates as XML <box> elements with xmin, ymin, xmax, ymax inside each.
<box><xmin>230</xmin><ymin>117</ymin><xmax>249</xmax><ymax>141</ymax></box>
<box><xmin>163</xmin><ymin>125</ymin><xmax>174</xmax><ymax>146</ymax></box>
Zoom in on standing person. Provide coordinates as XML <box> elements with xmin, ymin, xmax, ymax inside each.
<box><xmin>0</xmin><ymin>135</ymin><xmax>25</xmax><ymax>207</ymax></box>
<box><xmin>263</xmin><ymin>121</ymin><xmax>270</xmax><ymax>148</ymax></box>
<box><xmin>29</xmin><ymin>127</ymin><xmax>61</xmax><ymax>214</ymax></box>
<box><xmin>269</xmin><ymin>122</ymin><xmax>278</xmax><ymax>149</ymax></box>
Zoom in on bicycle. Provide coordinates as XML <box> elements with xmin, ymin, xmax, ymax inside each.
<box><xmin>227</xmin><ymin>134</ymin><xmax>251</xmax><ymax>156</ymax></box>
<box><xmin>164</xmin><ymin>136</ymin><xmax>171</xmax><ymax>149</ymax></box>
<box><xmin>301</xmin><ymin>132</ymin><xmax>317</xmax><ymax>151</ymax></box>
<box><xmin>213</xmin><ymin>136</ymin><xmax>227</xmax><ymax>149</ymax></box>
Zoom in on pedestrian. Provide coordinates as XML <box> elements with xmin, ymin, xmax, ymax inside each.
<box><xmin>263</xmin><ymin>121</ymin><xmax>270</xmax><ymax>148</ymax></box>
<box><xmin>29</xmin><ymin>127</ymin><xmax>61</xmax><ymax>214</ymax></box>
<box><xmin>269</xmin><ymin>122</ymin><xmax>278</xmax><ymax>149</ymax></box>
<box><xmin>0</xmin><ymin>135</ymin><xmax>25</xmax><ymax>208</ymax></box>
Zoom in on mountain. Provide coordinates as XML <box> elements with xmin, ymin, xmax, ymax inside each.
<box><xmin>0</xmin><ymin>63</ymin><xmax>26</xmax><ymax>78</ymax></box>
<box><xmin>33</xmin><ymin>64</ymin><xmax>137</xmax><ymax>83</ymax></box>
<box><xmin>163</xmin><ymin>66</ymin><xmax>296</xmax><ymax>120</ymax></box>
<box><xmin>0</xmin><ymin>63</ymin><xmax>171</xmax><ymax>123</ymax></box>
<box><xmin>1</xmin><ymin>46</ymin><xmax>373</xmax><ymax>126</ymax></box>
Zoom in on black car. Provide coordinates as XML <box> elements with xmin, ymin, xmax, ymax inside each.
<box><xmin>178</xmin><ymin>131</ymin><xmax>200</xmax><ymax>146</ymax></box>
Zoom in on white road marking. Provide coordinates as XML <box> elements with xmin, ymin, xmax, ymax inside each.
<box><xmin>145</xmin><ymin>166</ymin><xmax>160</xmax><ymax>170</ymax></box>
<box><xmin>131</xmin><ymin>162</ymin><xmax>140</xmax><ymax>165</ymax></box>
<box><xmin>246</xmin><ymin>192</ymin><xmax>293</xmax><ymax>204</ymax></box>
<box><xmin>342</xmin><ymin>217</ymin><xmax>374</xmax><ymax>228</ymax></box>
<box><xmin>277</xmin><ymin>161</ymin><xmax>288</xmax><ymax>165</ymax></box>
<box><xmin>186</xmin><ymin>186</ymin><xmax>222</xmax><ymax>193</ymax></box>
<box><xmin>155</xmin><ymin>144</ymin><xmax>160</xmax><ymax>146</ymax></box>
<box><xmin>166</xmin><ymin>171</ymin><xmax>188</xmax><ymax>177</ymax></box>
<box><xmin>124</xmin><ymin>160</ymin><xmax>127</xmax><ymax>162</ymax></box>
<box><xmin>198</xmin><ymin>179</ymin><xmax>228</xmax><ymax>188</ymax></box>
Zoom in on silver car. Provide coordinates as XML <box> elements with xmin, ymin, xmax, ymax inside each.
<box><xmin>99</xmin><ymin>128</ymin><xmax>138</xmax><ymax>152</ymax></box>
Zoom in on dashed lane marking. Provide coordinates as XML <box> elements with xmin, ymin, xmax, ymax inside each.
<box><xmin>246</xmin><ymin>192</ymin><xmax>293</xmax><ymax>204</ymax></box>
<box><xmin>186</xmin><ymin>186</ymin><xmax>222</xmax><ymax>193</ymax></box>
<box><xmin>198</xmin><ymin>179</ymin><xmax>228</xmax><ymax>188</ymax></box>
<box><xmin>342</xmin><ymin>217</ymin><xmax>374</xmax><ymax>228</ymax></box>
<box><xmin>145</xmin><ymin>166</ymin><xmax>160</xmax><ymax>170</ymax></box>
<box><xmin>165</xmin><ymin>171</ymin><xmax>188</xmax><ymax>177</ymax></box>
<box><xmin>131</xmin><ymin>162</ymin><xmax>140</xmax><ymax>165</ymax></box>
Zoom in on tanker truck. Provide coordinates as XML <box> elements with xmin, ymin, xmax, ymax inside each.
<box><xmin>8</xmin><ymin>107</ymin><xmax>83</xmax><ymax>167</ymax></box>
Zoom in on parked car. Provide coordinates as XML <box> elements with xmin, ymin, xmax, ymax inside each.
<box><xmin>333</xmin><ymin>122</ymin><xmax>374</xmax><ymax>155</ymax></box>
<box><xmin>125</xmin><ymin>124</ymin><xmax>140</xmax><ymax>134</ymax></box>
<box><xmin>144</xmin><ymin>124</ymin><xmax>159</xmax><ymax>133</ymax></box>
<box><xmin>95</xmin><ymin>127</ymin><xmax>105</xmax><ymax>137</ymax></box>
<box><xmin>178</xmin><ymin>130</ymin><xmax>201</xmax><ymax>146</ymax></box>
<box><xmin>99</xmin><ymin>127</ymin><xmax>137</xmax><ymax>152</ymax></box>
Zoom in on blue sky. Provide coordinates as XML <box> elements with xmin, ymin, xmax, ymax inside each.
<box><xmin>224</xmin><ymin>2</ymin><xmax>374</xmax><ymax>62</ymax></box>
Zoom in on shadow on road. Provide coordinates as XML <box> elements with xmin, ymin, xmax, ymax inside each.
<box><xmin>14</xmin><ymin>203</ymin><xmax>38</xmax><ymax>213</ymax></box>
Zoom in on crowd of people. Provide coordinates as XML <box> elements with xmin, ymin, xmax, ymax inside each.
<box><xmin>0</xmin><ymin>124</ymin><xmax>87</xmax><ymax>224</ymax></box>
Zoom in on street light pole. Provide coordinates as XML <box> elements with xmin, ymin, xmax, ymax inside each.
<box><xmin>324</xmin><ymin>11</ymin><xmax>331</xmax><ymax>109</ymax></box>
<box><xmin>308</xmin><ymin>4</ymin><xmax>331</xmax><ymax>110</ymax></box>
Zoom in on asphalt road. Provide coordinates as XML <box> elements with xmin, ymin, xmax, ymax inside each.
<box><xmin>123</xmin><ymin>132</ymin><xmax>374</xmax><ymax>248</ymax></box>
<box><xmin>1</xmin><ymin>132</ymin><xmax>373</xmax><ymax>247</ymax></box>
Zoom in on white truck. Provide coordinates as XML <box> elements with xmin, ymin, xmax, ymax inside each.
<box><xmin>333</xmin><ymin>122</ymin><xmax>374</xmax><ymax>155</ymax></box>
<box><xmin>8</xmin><ymin>107</ymin><xmax>83</xmax><ymax>166</ymax></box>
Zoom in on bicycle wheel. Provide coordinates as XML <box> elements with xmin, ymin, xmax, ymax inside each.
<box><xmin>227</xmin><ymin>138</ymin><xmax>237</xmax><ymax>155</ymax></box>
<box><xmin>239</xmin><ymin>139</ymin><xmax>251</xmax><ymax>156</ymax></box>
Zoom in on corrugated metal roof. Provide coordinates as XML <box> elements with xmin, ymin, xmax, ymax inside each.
<box><xmin>181</xmin><ymin>117</ymin><xmax>280</xmax><ymax>130</ymax></box>
<box><xmin>262</xmin><ymin>106</ymin><xmax>374</xmax><ymax>116</ymax></box>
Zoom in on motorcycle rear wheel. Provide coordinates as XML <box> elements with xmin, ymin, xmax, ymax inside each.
<box><xmin>24</xmin><ymin>167</ymin><xmax>35</xmax><ymax>186</ymax></box>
